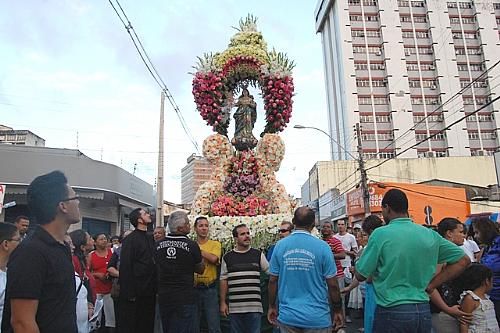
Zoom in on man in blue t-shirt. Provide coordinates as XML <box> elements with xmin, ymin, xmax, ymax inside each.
<box><xmin>268</xmin><ymin>207</ymin><xmax>343</xmax><ymax>332</ymax></box>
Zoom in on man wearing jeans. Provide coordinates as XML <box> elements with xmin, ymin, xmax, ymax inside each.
<box><xmin>355</xmin><ymin>189</ymin><xmax>470</xmax><ymax>333</ymax></box>
<box><xmin>156</xmin><ymin>211</ymin><xmax>205</xmax><ymax>332</ymax></box>
<box><xmin>220</xmin><ymin>224</ymin><xmax>269</xmax><ymax>333</ymax></box>
<box><xmin>194</xmin><ymin>216</ymin><xmax>222</xmax><ymax>333</ymax></box>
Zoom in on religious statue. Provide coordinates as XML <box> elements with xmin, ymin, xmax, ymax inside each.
<box><xmin>231</xmin><ymin>88</ymin><xmax>258</xmax><ymax>151</ymax></box>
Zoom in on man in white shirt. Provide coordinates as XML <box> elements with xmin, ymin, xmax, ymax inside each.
<box><xmin>334</xmin><ymin>219</ymin><xmax>358</xmax><ymax>323</ymax></box>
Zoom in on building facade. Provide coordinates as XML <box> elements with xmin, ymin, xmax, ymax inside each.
<box><xmin>180</xmin><ymin>154</ymin><xmax>212</xmax><ymax>205</ymax></box>
<box><xmin>315</xmin><ymin>0</ymin><xmax>500</xmax><ymax>160</ymax></box>
<box><xmin>0</xmin><ymin>125</ymin><xmax>45</xmax><ymax>146</ymax></box>
<box><xmin>0</xmin><ymin>145</ymin><xmax>154</xmax><ymax>236</ymax></box>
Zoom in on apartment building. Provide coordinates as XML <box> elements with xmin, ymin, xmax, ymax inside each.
<box><xmin>315</xmin><ymin>0</ymin><xmax>500</xmax><ymax>160</ymax></box>
<box><xmin>180</xmin><ymin>154</ymin><xmax>212</xmax><ymax>205</ymax></box>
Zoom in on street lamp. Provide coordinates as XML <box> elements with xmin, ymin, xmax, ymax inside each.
<box><xmin>293</xmin><ymin>125</ymin><xmax>357</xmax><ymax>160</ymax></box>
<box><xmin>294</xmin><ymin>124</ymin><xmax>371</xmax><ymax>217</ymax></box>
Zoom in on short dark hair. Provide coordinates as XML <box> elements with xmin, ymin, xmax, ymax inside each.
<box><xmin>362</xmin><ymin>215</ymin><xmax>383</xmax><ymax>234</ymax></box>
<box><xmin>381</xmin><ymin>189</ymin><xmax>408</xmax><ymax>214</ymax></box>
<box><xmin>129</xmin><ymin>208</ymin><xmax>142</xmax><ymax>228</ymax></box>
<box><xmin>27</xmin><ymin>170</ymin><xmax>69</xmax><ymax>225</ymax></box>
<box><xmin>232</xmin><ymin>224</ymin><xmax>247</xmax><ymax>237</ymax></box>
<box><xmin>14</xmin><ymin>215</ymin><xmax>29</xmax><ymax>224</ymax></box>
<box><xmin>293</xmin><ymin>206</ymin><xmax>315</xmax><ymax>228</ymax></box>
<box><xmin>110</xmin><ymin>235</ymin><xmax>120</xmax><ymax>242</ymax></box>
<box><xmin>472</xmin><ymin>217</ymin><xmax>499</xmax><ymax>245</ymax></box>
<box><xmin>194</xmin><ymin>216</ymin><xmax>208</xmax><ymax>228</ymax></box>
<box><xmin>459</xmin><ymin>263</ymin><xmax>492</xmax><ymax>291</ymax></box>
<box><xmin>0</xmin><ymin>222</ymin><xmax>19</xmax><ymax>242</ymax></box>
<box><xmin>93</xmin><ymin>233</ymin><xmax>108</xmax><ymax>241</ymax></box>
<box><xmin>437</xmin><ymin>218</ymin><xmax>462</xmax><ymax>238</ymax></box>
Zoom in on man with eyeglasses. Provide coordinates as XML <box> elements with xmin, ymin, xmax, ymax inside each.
<box><xmin>118</xmin><ymin>207</ymin><xmax>157</xmax><ymax>333</ymax></box>
<box><xmin>266</xmin><ymin>220</ymin><xmax>293</xmax><ymax>262</ymax></box>
<box><xmin>3</xmin><ymin>170</ymin><xmax>81</xmax><ymax>333</ymax></box>
<box><xmin>220</xmin><ymin>224</ymin><xmax>269</xmax><ymax>333</ymax></box>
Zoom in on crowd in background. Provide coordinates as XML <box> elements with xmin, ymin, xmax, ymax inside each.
<box><xmin>0</xmin><ymin>171</ymin><xmax>499</xmax><ymax>333</ymax></box>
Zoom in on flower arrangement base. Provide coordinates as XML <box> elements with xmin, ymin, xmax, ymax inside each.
<box><xmin>190</xmin><ymin>213</ymin><xmax>292</xmax><ymax>251</ymax></box>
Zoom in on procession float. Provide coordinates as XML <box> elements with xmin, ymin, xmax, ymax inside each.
<box><xmin>190</xmin><ymin>15</ymin><xmax>296</xmax><ymax>249</ymax></box>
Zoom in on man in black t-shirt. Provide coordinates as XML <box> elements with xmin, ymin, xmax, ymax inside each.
<box><xmin>156</xmin><ymin>211</ymin><xmax>204</xmax><ymax>332</ymax></box>
<box><xmin>2</xmin><ymin>171</ymin><xmax>80</xmax><ymax>333</ymax></box>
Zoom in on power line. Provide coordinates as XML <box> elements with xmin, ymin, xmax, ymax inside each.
<box><xmin>383</xmin><ymin>58</ymin><xmax>500</xmax><ymax>151</ymax></box>
<box><xmin>318</xmin><ymin>181</ymin><xmax>359</xmax><ymax>209</ymax></box>
<box><xmin>365</xmin><ymin>94</ymin><xmax>500</xmax><ymax>172</ymax></box>
<box><xmin>108</xmin><ymin>0</ymin><xmax>200</xmax><ymax>154</ymax></box>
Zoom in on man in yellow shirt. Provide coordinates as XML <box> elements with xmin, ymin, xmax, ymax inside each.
<box><xmin>194</xmin><ymin>216</ymin><xmax>222</xmax><ymax>333</ymax></box>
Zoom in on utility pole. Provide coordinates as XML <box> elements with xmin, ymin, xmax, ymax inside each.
<box><xmin>156</xmin><ymin>92</ymin><xmax>165</xmax><ymax>228</ymax></box>
<box><xmin>355</xmin><ymin>123</ymin><xmax>371</xmax><ymax>217</ymax></box>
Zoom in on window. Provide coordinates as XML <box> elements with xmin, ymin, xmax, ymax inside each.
<box><xmin>494</xmin><ymin>3</ymin><xmax>500</xmax><ymax>9</ymax></box>
<box><xmin>356</xmin><ymin>79</ymin><xmax>387</xmax><ymax>87</ymax></box>
<box><xmin>468</xmin><ymin>131</ymin><xmax>496</xmax><ymax>140</ymax></box>
<box><xmin>471</xmin><ymin>149</ymin><xmax>495</xmax><ymax>156</ymax></box>
<box><xmin>361</xmin><ymin>132</ymin><xmax>394</xmax><ymax>141</ymax></box>
<box><xmin>407</xmin><ymin>63</ymin><xmax>435</xmax><ymax>71</ymax></box>
<box><xmin>413</xmin><ymin>16</ymin><xmax>428</xmax><ymax>23</ymax></box>
<box><xmin>416</xmin><ymin>31</ymin><xmax>430</xmax><ymax>38</ymax></box>
<box><xmin>455</xmin><ymin>48</ymin><xmax>482</xmax><ymax>55</ymax></box>
<box><xmin>364</xmin><ymin>152</ymin><xmax>396</xmax><ymax>159</ymax></box>
<box><xmin>459</xmin><ymin>2</ymin><xmax>473</xmax><ymax>9</ymax></box>
<box><xmin>415</xmin><ymin>132</ymin><xmax>446</xmax><ymax>141</ymax></box>
<box><xmin>410</xmin><ymin>80</ymin><xmax>437</xmax><ymax>88</ymax></box>
<box><xmin>466</xmin><ymin>114</ymin><xmax>495</xmax><ymax>122</ymax></box>
<box><xmin>418</xmin><ymin>47</ymin><xmax>433</xmax><ymax>55</ymax></box>
<box><xmin>358</xmin><ymin>97</ymin><xmax>372</xmax><ymax>105</ymax></box>
<box><xmin>447</xmin><ymin>2</ymin><xmax>458</xmax><ymax>8</ymax></box>
<box><xmin>402</xmin><ymin>31</ymin><xmax>414</xmax><ymax>38</ymax></box>
<box><xmin>463</xmin><ymin>97</ymin><xmax>489</xmax><ymax>105</ymax></box>
<box><xmin>366</xmin><ymin>15</ymin><xmax>379</xmax><ymax>21</ymax></box>
<box><xmin>418</xmin><ymin>151</ymin><xmax>449</xmax><ymax>157</ymax></box>
<box><xmin>460</xmin><ymin>80</ymin><xmax>487</xmax><ymax>88</ymax></box>
<box><xmin>411</xmin><ymin>1</ymin><xmax>425</xmax><ymax>7</ymax></box>
<box><xmin>16</xmin><ymin>135</ymin><xmax>26</xmax><ymax>141</ymax></box>
<box><xmin>358</xmin><ymin>96</ymin><xmax>389</xmax><ymax>106</ymax></box>
<box><xmin>457</xmin><ymin>63</ymin><xmax>485</xmax><ymax>71</ymax></box>
<box><xmin>349</xmin><ymin>0</ymin><xmax>378</xmax><ymax>5</ymax></box>
<box><xmin>464</xmin><ymin>32</ymin><xmax>479</xmax><ymax>39</ymax></box>
<box><xmin>413</xmin><ymin>114</ymin><xmax>444</xmax><ymax>122</ymax></box>
<box><xmin>6</xmin><ymin>135</ymin><xmax>16</xmax><ymax>141</ymax></box>
<box><xmin>400</xmin><ymin>15</ymin><xmax>412</xmax><ymax>22</ymax></box>
<box><xmin>350</xmin><ymin>15</ymin><xmax>362</xmax><ymax>21</ymax></box>
<box><xmin>360</xmin><ymin>114</ymin><xmax>392</xmax><ymax>122</ymax></box>
<box><xmin>411</xmin><ymin>96</ymin><xmax>440</xmax><ymax>105</ymax></box>
<box><xmin>353</xmin><ymin>45</ymin><xmax>383</xmax><ymax>54</ymax></box>
<box><xmin>462</xmin><ymin>17</ymin><xmax>476</xmax><ymax>24</ymax></box>
<box><xmin>398</xmin><ymin>0</ymin><xmax>409</xmax><ymax>6</ymax></box>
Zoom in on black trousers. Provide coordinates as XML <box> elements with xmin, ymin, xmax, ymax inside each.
<box><xmin>119</xmin><ymin>295</ymin><xmax>156</xmax><ymax>333</ymax></box>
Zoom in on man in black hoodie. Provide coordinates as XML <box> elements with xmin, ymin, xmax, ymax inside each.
<box><xmin>118</xmin><ymin>208</ymin><xmax>157</xmax><ymax>333</ymax></box>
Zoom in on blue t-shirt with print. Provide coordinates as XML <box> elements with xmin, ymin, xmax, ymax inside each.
<box><xmin>269</xmin><ymin>230</ymin><xmax>337</xmax><ymax>328</ymax></box>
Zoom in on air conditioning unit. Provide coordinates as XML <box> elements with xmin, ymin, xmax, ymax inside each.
<box><xmin>430</xmin><ymin>85</ymin><xmax>437</xmax><ymax>90</ymax></box>
<box><xmin>380</xmin><ymin>65</ymin><xmax>386</xmax><ymax>70</ymax></box>
<box><xmin>375</xmin><ymin>51</ymin><xmax>382</xmax><ymax>56</ymax></box>
<box><xmin>405</xmin><ymin>51</ymin><xmax>411</xmax><ymax>56</ymax></box>
<box><xmin>429</xmin><ymin>65</ymin><xmax>436</xmax><ymax>70</ymax></box>
<box><xmin>476</xmin><ymin>49</ymin><xmax>482</xmax><ymax>54</ymax></box>
<box><xmin>476</xmin><ymin>150</ymin><xmax>487</xmax><ymax>156</ymax></box>
<box><xmin>481</xmin><ymin>82</ymin><xmax>488</xmax><ymax>88</ymax></box>
<box><xmin>426</xmin><ymin>151</ymin><xmax>436</xmax><ymax>157</ymax></box>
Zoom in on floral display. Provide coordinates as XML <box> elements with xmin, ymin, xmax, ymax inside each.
<box><xmin>191</xmin><ymin>15</ymin><xmax>295</xmax><ymax>136</ymax></box>
<box><xmin>223</xmin><ymin>151</ymin><xmax>259</xmax><ymax>196</ymax></box>
<box><xmin>190</xmin><ymin>15</ymin><xmax>298</xmax><ymax>248</ymax></box>
<box><xmin>211</xmin><ymin>194</ymin><xmax>268</xmax><ymax>217</ymax></box>
<box><xmin>189</xmin><ymin>214</ymin><xmax>292</xmax><ymax>251</ymax></box>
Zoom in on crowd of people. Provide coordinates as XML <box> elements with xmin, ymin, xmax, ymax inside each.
<box><xmin>0</xmin><ymin>170</ymin><xmax>499</xmax><ymax>333</ymax></box>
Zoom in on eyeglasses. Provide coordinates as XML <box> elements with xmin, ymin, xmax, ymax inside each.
<box><xmin>61</xmin><ymin>196</ymin><xmax>79</xmax><ymax>202</ymax></box>
<box><xmin>6</xmin><ymin>238</ymin><xmax>21</xmax><ymax>242</ymax></box>
<box><xmin>278</xmin><ymin>229</ymin><xmax>291</xmax><ymax>233</ymax></box>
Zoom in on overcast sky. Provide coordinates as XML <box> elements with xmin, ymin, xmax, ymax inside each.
<box><xmin>0</xmin><ymin>0</ymin><xmax>332</xmax><ymax>202</ymax></box>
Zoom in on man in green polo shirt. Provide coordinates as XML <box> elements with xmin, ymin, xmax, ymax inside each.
<box><xmin>355</xmin><ymin>189</ymin><xmax>469</xmax><ymax>333</ymax></box>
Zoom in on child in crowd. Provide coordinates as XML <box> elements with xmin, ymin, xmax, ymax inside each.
<box><xmin>459</xmin><ymin>263</ymin><xmax>500</xmax><ymax>333</ymax></box>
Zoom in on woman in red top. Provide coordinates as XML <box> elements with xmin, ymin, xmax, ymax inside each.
<box><xmin>90</xmin><ymin>233</ymin><xmax>115</xmax><ymax>331</ymax></box>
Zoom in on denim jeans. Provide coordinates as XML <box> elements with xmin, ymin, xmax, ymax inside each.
<box><xmin>195</xmin><ymin>286</ymin><xmax>221</xmax><ymax>333</ymax></box>
<box><xmin>373</xmin><ymin>303</ymin><xmax>432</xmax><ymax>333</ymax></box>
<box><xmin>158</xmin><ymin>297</ymin><xmax>197</xmax><ymax>333</ymax></box>
<box><xmin>229</xmin><ymin>312</ymin><xmax>261</xmax><ymax>333</ymax></box>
